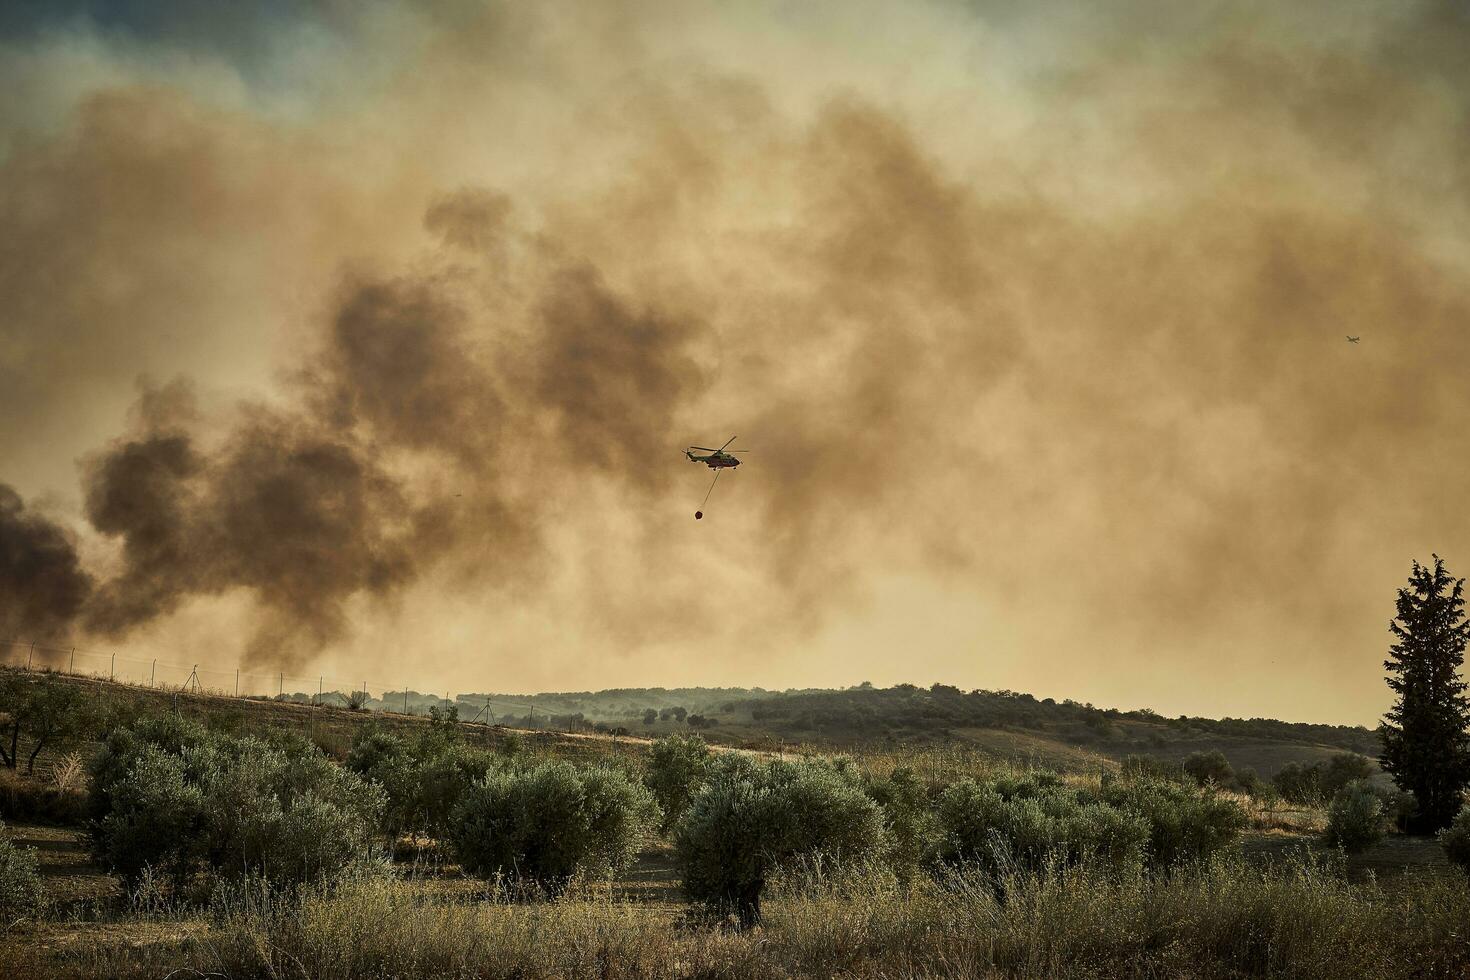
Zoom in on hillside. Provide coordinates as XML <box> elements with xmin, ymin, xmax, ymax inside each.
<box><xmin>5</xmin><ymin>665</ymin><xmax>1375</xmax><ymax>779</ymax></box>
<box><xmin>477</xmin><ymin>681</ymin><xmax>1379</xmax><ymax>777</ymax></box>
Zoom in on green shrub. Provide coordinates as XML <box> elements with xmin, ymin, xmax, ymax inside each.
<box><xmin>989</xmin><ymin>770</ymin><xmax>1067</xmax><ymax>800</ymax></box>
<box><xmin>934</xmin><ymin>773</ymin><xmax>1243</xmax><ymax>877</ymax></box>
<box><xmin>1324</xmin><ymin>781</ymin><xmax>1385</xmax><ymax>854</ymax></box>
<box><xmin>222</xmin><ymin>746</ymin><xmax>385</xmax><ymax>883</ymax></box>
<box><xmin>347</xmin><ymin>724</ymin><xmax>495</xmax><ymax>835</ymax></box>
<box><xmin>1273</xmin><ymin>762</ymin><xmax>1317</xmax><ymax>803</ymax></box>
<box><xmin>0</xmin><ymin>821</ymin><xmax>41</xmax><ymax>920</ymax></box>
<box><xmin>1375</xmin><ymin>788</ymin><xmax>1417</xmax><ymax>832</ymax></box>
<box><xmin>345</xmin><ymin>725</ymin><xmax>405</xmax><ymax>776</ymax></box>
<box><xmin>676</xmin><ymin>759</ymin><xmax>887</xmax><ymax>926</ymax></box>
<box><xmin>936</xmin><ymin>778</ymin><xmax>1149</xmax><ymax>876</ymax></box>
<box><xmin>448</xmin><ymin>761</ymin><xmax>659</xmax><ymax>892</ymax></box>
<box><xmin>1233</xmin><ymin>767</ymin><xmax>1267</xmax><ymax>797</ymax></box>
<box><xmin>94</xmin><ymin>745</ymin><xmax>209</xmax><ymax>884</ymax></box>
<box><xmin>863</xmin><ymin>766</ymin><xmax>938</xmax><ymax>877</ymax></box>
<box><xmin>644</xmin><ymin>734</ymin><xmax>712</xmax><ymax>831</ymax></box>
<box><xmin>414</xmin><ymin>743</ymin><xmax>497</xmax><ymax>832</ymax></box>
<box><xmin>1182</xmin><ymin>750</ymin><xmax>1235</xmax><ymax>787</ymax></box>
<box><xmin>1102</xmin><ymin>779</ymin><xmax>1247</xmax><ymax>868</ymax></box>
<box><xmin>1274</xmin><ymin>754</ymin><xmax>1377</xmax><ymax>805</ymax></box>
<box><xmin>87</xmin><ymin>715</ymin><xmax>213</xmax><ymax>821</ymax></box>
<box><xmin>1320</xmin><ymin>753</ymin><xmax>1375</xmax><ymax>794</ymax></box>
<box><xmin>1438</xmin><ymin>806</ymin><xmax>1470</xmax><ymax>873</ymax></box>
<box><xmin>90</xmin><ymin>718</ymin><xmax>384</xmax><ymax>888</ymax></box>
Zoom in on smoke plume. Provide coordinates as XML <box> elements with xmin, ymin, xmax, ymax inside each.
<box><xmin>0</xmin><ymin>484</ymin><xmax>93</xmax><ymax>643</ymax></box>
<box><xmin>2</xmin><ymin>1</ymin><xmax>1469</xmax><ymax>720</ymax></box>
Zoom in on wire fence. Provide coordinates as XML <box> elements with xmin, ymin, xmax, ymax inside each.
<box><xmin>0</xmin><ymin>638</ymin><xmax>551</xmax><ymax>727</ymax></box>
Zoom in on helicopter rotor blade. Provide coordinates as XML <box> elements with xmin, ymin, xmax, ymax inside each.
<box><xmin>718</xmin><ymin>435</ymin><xmax>737</xmax><ymax>452</ymax></box>
<box><xmin>688</xmin><ymin>447</ymin><xmax>718</xmax><ymax>452</ymax></box>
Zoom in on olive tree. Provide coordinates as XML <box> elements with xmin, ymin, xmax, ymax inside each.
<box><xmin>0</xmin><ymin>674</ymin><xmax>91</xmax><ymax>774</ymax></box>
<box><xmin>645</xmin><ymin>733</ymin><xmax>712</xmax><ymax>831</ymax></box>
<box><xmin>90</xmin><ymin>720</ymin><xmax>385</xmax><ymax>888</ymax></box>
<box><xmin>675</xmin><ymin>759</ymin><xmax>887</xmax><ymax>927</ymax></box>
<box><xmin>1324</xmin><ymin>781</ymin><xmax>1385</xmax><ymax>854</ymax></box>
<box><xmin>448</xmin><ymin>760</ymin><xmax>659</xmax><ymax>893</ymax></box>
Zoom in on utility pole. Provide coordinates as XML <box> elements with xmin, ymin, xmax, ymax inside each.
<box><xmin>150</xmin><ymin>659</ymin><xmax>156</xmax><ymax>688</ymax></box>
<box><xmin>278</xmin><ymin>673</ymin><xmax>283</xmax><ymax>699</ymax></box>
<box><xmin>26</xmin><ymin>642</ymin><xmax>33</xmax><ymax>670</ymax></box>
<box><xmin>110</xmin><ymin>651</ymin><xmax>115</xmax><ymax>682</ymax></box>
<box><xmin>69</xmin><ymin>647</ymin><xmax>74</xmax><ymax>674</ymax></box>
<box><xmin>235</xmin><ymin>669</ymin><xmax>239</xmax><ymax>697</ymax></box>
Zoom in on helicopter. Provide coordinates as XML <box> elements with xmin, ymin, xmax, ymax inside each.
<box><xmin>685</xmin><ymin>436</ymin><xmax>747</xmax><ymax>519</ymax></box>
<box><xmin>685</xmin><ymin>435</ymin><xmax>747</xmax><ymax>470</ymax></box>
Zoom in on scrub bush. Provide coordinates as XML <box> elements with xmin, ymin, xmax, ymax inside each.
<box><xmin>644</xmin><ymin>734</ymin><xmax>712</xmax><ymax>831</ymax></box>
<box><xmin>863</xmin><ymin>765</ymin><xmax>939</xmax><ymax>877</ymax></box>
<box><xmin>676</xmin><ymin>759</ymin><xmax>887</xmax><ymax>926</ymax></box>
<box><xmin>1182</xmin><ymin>750</ymin><xmax>1235</xmax><ymax>787</ymax></box>
<box><xmin>347</xmin><ymin>724</ymin><xmax>495</xmax><ymax>835</ymax></box>
<box><xmin>1438</xmin><ymin>805</ymin><xmax>1470</xmax><ymax>873</ymax></box>
<box><xmin>448</xmin><ymin>761</ymin><xmax>659</xmax><ymax>892</ymax></box>
<box><xmin>935</xmin><ymin>779</ymin><xmax>1149</xmax><ymax>876</ymax></box>
<box><xmin>1101</xmin><ymin>778</ymin><xmax>1248</xmax><ymax>867</ymax></box>
<box><xmin>90</xmin><ymin>719</ymin><xmax>384</xmax><ymax>888</ymax></box>
<box><xmin>1324</xmin><ymin>781</ymin><xmax>1385</xmax><ymax>854</ymax></box>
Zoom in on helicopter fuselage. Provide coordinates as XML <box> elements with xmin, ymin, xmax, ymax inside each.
<box><xmin>687</xmin><ymin>451</ymin><xmax>740</xmax><ymax>469</ymax></box>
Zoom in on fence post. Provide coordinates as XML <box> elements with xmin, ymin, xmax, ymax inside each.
<box><xmin>69</xmin><ymin>647</ymin><xmax>74</xmax><ymax>674</ymax></box>
<box><xmin>150</xmin><ymin>659</ymin><xmax>156</xmax><ymax>688</ymax></box>
<box><xmin>110</xmin><ymin>651</ymin><xmax>116</xmax><ymax>682</ymax></box>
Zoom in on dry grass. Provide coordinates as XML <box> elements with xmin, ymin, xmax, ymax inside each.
<box><xmin>5</xmin><ymin>857</ymin><xmax>1467</xmax><ymax>980</ymax></box>
<box><xmin>46</xmin><ymin>754</ymin><xmax>85</xmax><ymax>796</ymax></box>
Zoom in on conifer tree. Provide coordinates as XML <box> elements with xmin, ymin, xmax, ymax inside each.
<box><xmin>1380</xmin><ymin>555</ymin><xmax>1470</xmax><ymax>832</ymax></box>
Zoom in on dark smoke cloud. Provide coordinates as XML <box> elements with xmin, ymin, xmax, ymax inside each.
<box><xmin>73</xmin><ymin>222</ymin><xmax>719</xmax><ymax>665</ymax></box>
<box><xmin>0</xmin><ymin>484</ymin><xmax>93</xmax><ymax>643</ymax></box>
<box><xmin>81</xmin><ymin>378</ymin><xmax>422</xmax><ymax>666</ymax></box>
<box><xmin>530</xmin><ymin>263</ymin><xmax>707</xmax><ymax>489</ymax></box>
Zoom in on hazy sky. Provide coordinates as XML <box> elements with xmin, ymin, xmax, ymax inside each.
<box><xmin>3</xmin><ymin>1</ymin><xmax>1469</xmax><ymax>726</ymax></box>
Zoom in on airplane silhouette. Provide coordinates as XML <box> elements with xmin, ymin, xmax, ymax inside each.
<box><xmin>1346</xmin><ymin>336</ymin><xmax>1360</xmax><ymax>344</ymax></box>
